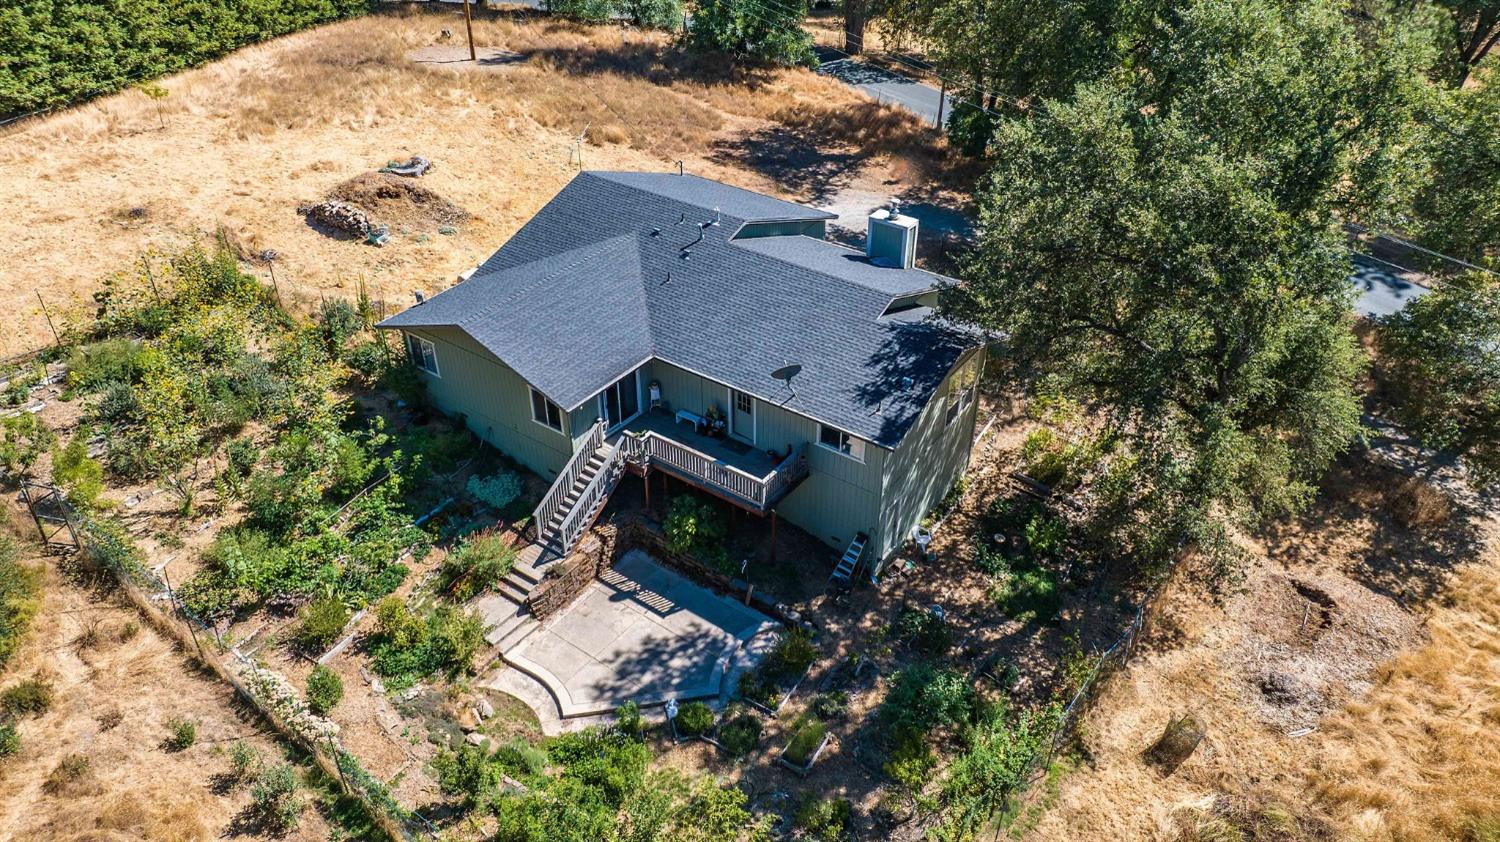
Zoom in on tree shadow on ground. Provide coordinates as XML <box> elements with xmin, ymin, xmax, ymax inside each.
<box><xmin>710</xmin><ymin>125</ymin><xmax>866</xmax><ymax>205</ymax></box>
<box><xmin>1262</xmin><ymin>452</ymin><xmax>1491</xmax><ymax>608</ymax></box>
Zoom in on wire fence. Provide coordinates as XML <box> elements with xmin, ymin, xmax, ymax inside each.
<box><xmin>22</xmin><ymin>484</ymin><xmax>437</xmax><ymax>841</ymax></box>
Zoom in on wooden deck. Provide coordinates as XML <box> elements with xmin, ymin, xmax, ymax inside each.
<box><xmin>615</xmin><ymin>409</ymin><xmax>808</xmax><ymax>514</ymax></box>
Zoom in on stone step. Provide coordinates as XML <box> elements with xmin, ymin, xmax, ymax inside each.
<box><xmin>508</xmin><ymin>561</ymin><xmax>543</xmax><ymax>586</ymax></box>
<box><xmin>495</xmin><ymin>614</ymin><xmax>540</xmax><ymax>651</ymax></box>
<box><xmin>497</xmin><ymin>577</ymin><xmax>532</xmax><ymax>605</ymax></box>
<box><xmin>486</xmin><ymin>608</ymin><xmax>534</xmax><ymax>647</ymax></box>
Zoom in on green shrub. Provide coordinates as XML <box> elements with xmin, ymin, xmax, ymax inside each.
<box><xmin>615</xmin><ymin>700</ymin><xmax>643</xmax><ymax>739</ymax></box>
<box><xmin>663</xmin><ymin>495</ymin><xmax>731</xmax><ymax>572</ymax></box>
<box><xmin>439</xmin><ymin>531</ymin><xmax>516</xmax><ymax>602</ymax></box>
<box><xmin>783</xmin><ymin>714</ymin><xmax>827</xmax><ymax>766</ymax></box>
<box><xmin>65</xmin><ymin>338</ymin><xmax>142</xmax><ymax>392</ymax></box>
<box><xmin>250</xmin><ymin>763</ymin><xmax>304</xmax><ymax>832</ymax></box>
<box><xmin>0</xmin><ymin>721</ymin><xmax>18</xmax><ymax>759</ymax></box>
<box><xmin>810</xmin><ymin>691</ymin><xmax>848</xmax><ymax>721</ymax></box>
<box><xmin>0</xmin><ymin>535</ymin><xmax>42</xmax><ymax>670</ymax></box>
<box><xmin>494</xmin><ymin>737</ymin><xmax>548</xmax><ymax>778</ymax></box>
<box><xmin>880</xmin><ymin>665</ymin><xmax>976</xmax><ymax>739</ymax></box>
<box><xmin>547</xmin><ymin>727</ymin><xmax>650</xmax><ymax>808</ymax></box>
<box><xmin>433</xmin><ymin>742</ymin><xmax>504</xmax><ymax>807</ymax></box>
<box><xmin>1</xmin><ymin>677</ymin><xmax>53</xmax><ymax>717</ymax></box>
<box><xmin>296</xmin><ymin>595</ymin><xmax>350</xmax><ymax>652</ymax></box>
<box><xmin>317</xmin><ymin>300</ymin><xmax>362</xmax><ymax>357</ymax></box>
<box><xmin>974</xmin><ymin>543</ymin><xmax>1012</xmax><ymax>577</ymax></box>
<box><xmin>53</xmin><ymin>434</ymin><xmax>105</xmax><ymax>510</ymax></box>
<box><xmin>305</xmin><ymin>665</ymin><xmax>343</xmax><ymax>715</ymax></box>
<box><xmin>225</xmin><ymin>437</ymin><xmax>259</xmax><ymax>478</ymax></box>
<box><xmin>166</xmin><ymin>717</ymin><xmax>197</xmax><ymax>751</ymax></box>
<box><xmin>465</xmin><ymin>469</ymin><xmax>523</xmax><ymax>509</ymax></box>
<box><xmin>894</xmin><ymin>605</ymin><xmax>952</xmax><ymax>655</ymax></box>
<box><xmin>0</xmin><ymin>412</ymin><xmax>56</xmax><ymax>480</ymax></box>
<box><xmin>991</xmin><ymin>568</ymin><xmax>1061</xmax><ymax>624</ymax></box>
<box><xmin>369</xmin><ymin>598</ymin><xmax>487</xmax><ymax>688</ymax></box>
<box><xmin>1024</xmin><ymin>513</ymin><xmax>1068</xmax><ymax>560</ymax></box>
<box><xmin>883</xmin><ymin>729</ymin><xmax>936</xmax><ymax>791</ymax></box>
<box><xmin>552</xmin><ymin>0</ymin><xmax>614</xmax><ymax>22</ymax></box>
<box><xmin>618</xmin><ymin>0</ymin><xmax>683</xmax><ymax>29</ymax></box>
<box><xmin>795</xmin><ymin>797</ymin><xmax>851</xmax><ymax>841</ymax></box>
<box><xmin>227</xmin><ymin>740</ymin><xmax>259</xmax><ymax>783</ymax></box>
<box><xmin>675</xmin><ymin>701</ymin><xmax>714</xmax><ymax>737</ymax></box>
<box><xmin>718</xmin><ymin>712</ymin><xmax>762</xmax><ymax>757</ymax></box>
<box><xmin>940</xmin><ymin>705</ymin><xmax>1058</xmax><ymax>838</ymax></box>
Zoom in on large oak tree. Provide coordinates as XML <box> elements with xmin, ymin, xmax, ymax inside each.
<box><xmin>943</xmin><ymin>0</ymin><xmax>1434</xmax><ymax>580</ymax></box>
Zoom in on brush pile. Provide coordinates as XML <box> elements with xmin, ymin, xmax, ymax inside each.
<box><xmin>299</xmin><ymin>199</ymin><xmax>371</xmax><ymax>236</ymax></box>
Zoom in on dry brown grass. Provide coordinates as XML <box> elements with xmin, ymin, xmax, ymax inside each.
<box><xmin>1309</xmin><ymin>555</ymin><xmax>1500</xmax><ymax>842</ymax></box>
<box><xmin>0</xmin><ymin>523</ymin><xmax>327</xmax><ymax>841</ymax></box>
<box><xmin>1022</xmin><ymin>452</ymin><xmax>1499</xmax><ymax>842</ymax></box>
<box><xmin>0</xmin><ymin>8</ymin><xmax>954</xmax><ymax>354</ymax></box>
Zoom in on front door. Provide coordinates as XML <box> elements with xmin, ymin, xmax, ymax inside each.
<box><xmin>600</xmin><ymin>371</ymin><xmax>641</xmax><ymax>430</ymax></box>
<box><xmin>730</xmin><ymin>389</ymin><xmax>755</xmax><ymax>443</ymax></box>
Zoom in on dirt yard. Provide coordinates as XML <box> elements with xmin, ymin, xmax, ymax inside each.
<box><xmin>1023</xmin><ymin>449</ymin><xmax>1500</xmax><ymax>842</ymax></box>
<box><xmin>0</xmin><ymin>6</ymin><xmax>972</xmax><ymax>356</ymax></box>
<box><xmin>0</xmin><ymin>518</ymin><xmax>336</xmax><ymax>842</ymax></box>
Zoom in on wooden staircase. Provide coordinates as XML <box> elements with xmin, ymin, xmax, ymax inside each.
<box><xmin>539</xmin><ymin>445</ymin><xmax>612</xmax><ymax>555</ymax></box>
<box><xmin>828</xmin><ymin>532</ymin><xmax>869</xmax><ymax>588</ymax></box>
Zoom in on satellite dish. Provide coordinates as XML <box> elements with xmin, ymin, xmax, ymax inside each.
<box><xmin>771</xmin><ymin>363</ymin><xmax>802</xmax><ymax>400</ymax></box>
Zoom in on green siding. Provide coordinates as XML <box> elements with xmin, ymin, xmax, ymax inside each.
<box><xmin>874</xmin><ymin>350</ymin><xmax>984</xmax><ymax>567</ymax></box>
<box><xmin>402</xmin><ymin>327</ymin><xmax>575</xmax><ymax>480</ymax></box>
<box><xmin>397</xmin><ymin>328</ymin><xmax>978</xmax><ymax>571</ymax></box>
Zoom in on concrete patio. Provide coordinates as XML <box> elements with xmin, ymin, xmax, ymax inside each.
<box><xmin>500</xmin><ymin>549</ymin><xmax>778</xmax><ymax>718</ymax></box>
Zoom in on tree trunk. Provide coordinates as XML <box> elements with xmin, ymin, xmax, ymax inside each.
<box><xmin>845</xmin><ymin>0</ymin><xmax>867</xmax><ymax>55</ymax></box>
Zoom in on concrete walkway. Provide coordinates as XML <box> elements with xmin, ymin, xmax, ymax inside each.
<box><xmin>501</xmin><ymin>549</ymin><xmax>778</xmax><ymax>718</ymax></box>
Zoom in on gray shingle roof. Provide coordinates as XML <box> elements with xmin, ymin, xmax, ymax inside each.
<box><xmin>379</xmin><ymin>171</ymin><xmax>977</xmax><ymax>449</ymax></box>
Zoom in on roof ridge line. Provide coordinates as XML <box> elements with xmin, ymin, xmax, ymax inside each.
<box><xmin>454</xmin><ymin>234</ymin><xmax>640</xmax><ymax>330</ymax></box>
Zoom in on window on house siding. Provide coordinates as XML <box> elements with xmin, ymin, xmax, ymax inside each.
<box><xmin>945</xmin><ymin>358</ymin><xmax>979</xmax><ymax>426</ymax></box>
<box><xmin>818</xmin><ymin>424</ymin><xmax>865</xmax><ymax>462</ymax></box>
<box><xmin>530</xmin><ymin>387</ymin><xmax>564</xmax><ymax>432</ymax></box>
<box><xmin>406</xmin><ymin>334</ymin><xmax>440</xmax><ymax>376</ymax></box>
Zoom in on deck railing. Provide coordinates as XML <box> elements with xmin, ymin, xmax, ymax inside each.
<box><xmin>622</xmin><ymin>433</ymin><xmax>808</xmax><ymax>511</ymax></box>
<box><xmin>552</xmin><ymin>441</ymin><xmax>625</xmax><ymax>556</ymax></box>
<box><xmin>534</xmin><ymin>418</ymin><xmax>606</xmax><ymax>539</ymax></box>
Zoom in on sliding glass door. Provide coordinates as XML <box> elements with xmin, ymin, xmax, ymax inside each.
<box><xmin>599</xmin><ymin>370</ymin><xmax>641</xmax><ymax>430</ymax></box>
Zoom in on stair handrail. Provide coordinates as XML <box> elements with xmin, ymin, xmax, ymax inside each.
<box><xmin>534</xmin><ymin>418</ymin><xmax>607</xmax><ymax>537</ymax></box>
<box><xmin>554</xmin><ymin>442</ymin><xmax>625</xmax><ymax>556</ymax></box>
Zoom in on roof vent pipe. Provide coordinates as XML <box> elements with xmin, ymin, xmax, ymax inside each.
<box><xmin>414</xmin><ymin>291</ymin><xmax>426</xmax><ymax>305</ymax></box>
<box><xmin>867</xmin><ymin>203</ymin><xmax>919</xmax><ymax>269</ymax></box>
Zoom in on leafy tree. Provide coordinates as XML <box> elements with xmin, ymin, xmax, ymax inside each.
<box><xmin>552</xmin><ymin>0</ymin><xmax>615</xmax><ymax>22</ymax></box>
<box><xmin>687</xmin><ymin>0</ymin><xmax>816</xmax><ymax>67</ymax></box>
<box><xmin>1376</xmin><ymin>271</ymin><xmax>1500</xmax><ymax>486</ymax></box>
<box><xmin>944</xmin><ymin>0</ymin><xmax>1432</xmax><ymax>583</ymax></box>
<box><xmin>1431</xmin><ymin>0</ymin><xmax>1500</xmax><ymax>86</ymax></box>
<box><xmin>1412</xmin><ymin>83</ymin><xmax>1500</xmax><ymax>265</ymax></box>
<box><xmin>617</xmin><ymin>0</ymin><xmax>683</xmax><ymax>30</ymax></box>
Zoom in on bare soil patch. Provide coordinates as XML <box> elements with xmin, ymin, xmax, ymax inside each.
<box><xmin>324</xmin><ymin>171</ymin><xmax>471</xmax><ymax>232</ymax></box>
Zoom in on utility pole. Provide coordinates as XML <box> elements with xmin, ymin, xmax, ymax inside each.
<box><xmin>463</xmin><ymin>0</ymin><xmax>477</xmax><ymax>62</ymax></box>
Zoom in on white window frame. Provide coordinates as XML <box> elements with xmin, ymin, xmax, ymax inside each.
<box><xmin>728</xmin><ymin>387</ymin><xmax>756</xmax><ymax>445</ymax></box>
<box><xmin>817</xmin><ymin>424</ymin><xmax>865</xmax><ymax>463</ymax></box>
<box><xmin>529</xmin><ymin>386</ymin><xmax>565</xmax><ymax>433</ymax></box>
<box><xmin>406</xmin><ymin>333</ymin><xmax>440</xmax><ymax>377</ymax></box>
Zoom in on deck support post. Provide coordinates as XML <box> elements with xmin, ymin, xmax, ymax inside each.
<box><xmin>770</xmin><ymin>509</ymin><xmax>778</xmax><ymax>566</ymax></box>
<box><xmin>643</xmin><ymin>467</ymin><xmax>651</xmax><ymax>512</ymax></box>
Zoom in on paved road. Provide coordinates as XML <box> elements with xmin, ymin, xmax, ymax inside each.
<box><xmin>1351</xmin><ymin>253</ymin><xmax>1432</xmax><ymax>318</ymax></box>
<box><xmin>814</xmin><ymin>46</ymin><xmax>951</xmax><ymax>126</ymax></box>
